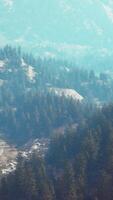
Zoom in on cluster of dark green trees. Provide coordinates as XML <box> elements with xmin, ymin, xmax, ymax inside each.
<box><xmin>0</xmin><ymin>154</ymin><xmax>54</xmax><ymax>200</ymax></box>
<box><xmin>1</xmin><ymin>45</ymin><xmax>113</xmax><ymax>199</ymax></box>
<box><xmin>0</xmin><ymin>45</ymin><xmax>113</xmax><ymax>103</ymax></box>
<box><xmin>1</xmin><ymin>103</ymin><xmax>113</xmax><ymax>199</ymax></box>
<box><xmin>0</xmin><ymin>91</ymin><xmax>85</xmax><ymax>145</ymax></box>
<box><xmin>0</xmin><ymin>45</ymin><xmax>113</xmax><ymax>145</ymax></box>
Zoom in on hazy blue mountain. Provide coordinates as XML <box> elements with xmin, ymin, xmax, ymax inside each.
<box><xmin>1</xmin><ymin>0</ymin><xmax>113</xmax><ymax>69</ymax></box>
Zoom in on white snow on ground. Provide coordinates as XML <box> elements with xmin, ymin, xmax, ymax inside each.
<box><xmin>21</xmin><ymin>58</ymin><xmax>36</xmax><ymax>82</ymax></box>
<box><xmin>0</xmin><ymin>138</ymin><xmax>49</xmax><ymax>175</ymax></box>
<box><xmin>0</xmin><ymin>60</ymin><xmax>5</xmax><ymax>69</ymax></box>
<box><xmin>27</xmin><ymin>65</ymin><xmax>36</xmax><ymax>82</ymax></box>
<box><xmin>65</xmin><ymin>67</ymin><xmax>70</xmax><ymax>72</ymax></box>
<box><xmin>8</xmin><ymin>69</ymin><xmax>12</xmax><ymax>72</ymax></box>
<box><xmin>2</xmin><ymin>161</ymin><xmax>17</xmax><ymax>175</ymax></box>
<box><xmin>20</xmin><ymin>152</ymin><xmax>28</xmax><ymax>158</ymax></box>
<box><xmin>0</xmin><ymin>139</ymin><xmax>18</xmax><ymax>175</ymax></box>
<box><xmin>21</xmin><ymin>58</ymin><xmax>27</xmax><ymax>67</ymax></box>
<box><xmin>49</xmin><ymin>88</ymin><xmax>84</xmax><ymax>101</ymax></box>
<box><xmin>23</xmin><ymin>138</ymin><xmax>50</xmax><ymax>157</ymax></box>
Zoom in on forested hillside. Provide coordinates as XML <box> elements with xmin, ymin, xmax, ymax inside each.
<box><xmin>1</xmin><ymin>0</ymin><xmax>113</xmax><ymax>199</ymax></box>
<box><xmin>1</xmin><ymin>103</ymin><xmax>113</xmax><ymax>200</ymax></box>
<box><xmin>0</xmin><ymin>45</ymin><xmax>113</xmax><ymax>145</ymax></box>
<box><xmin>0</xmin><ymin>46</ymin><xmax>113</xmax><ymax>200</ymax></box>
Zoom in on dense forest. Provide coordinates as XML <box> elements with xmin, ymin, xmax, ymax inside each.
<box><xmin>1</xmin><ymin>103</ymin><xmax>113</xmax><ymax>199</ymax></box>
<box><xmin>0</xmin><ymin>46</ymin><xmax>113</xmax><ymax>199</ymax></box>
<box><xmin>0</xmin><ymin>45</ymin><xmax>113</xmax><ymax>145</ymax></box>
<box><xmin>0</xmin><ymin>45</ymin><xmax>113</xmax><ymax>103</ymax></box>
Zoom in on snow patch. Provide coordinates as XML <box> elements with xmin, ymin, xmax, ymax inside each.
<box><xmin>0</xmin><ymin>60</ymin><xmax>5</xmax><ymax>69</ymax></box>
<box><xmin>26</xmin><ymin>65</ymin><xmax>36</xmax><ymax>82</ymax></box>
<box><xmin>65</xmin><ymin>67</ymin><xmax>70</xmax><ymax>72</ymax></box>
<box><xmin>21</xmin><ymin>58</ymin><xmax>36</xmax><ymax>82</ymax></box>
<box><xmin>49</xmin><ymin>88</ymin><xmax>84</xmax><ymax>101</ymax></box>
<box><xmin>0</xmin><ymin>139</ymin><xmax>17</xmax><ymax>175</ymax></box>
<box><xmin>21</xmin><ymin>58</ymin><xmax>27</xmax><ymax>67</ymax></box>
<box><xmin>2</xmin><ymin>161</ymin><xmax>17</xmax><ymax>175</ymax></box>
<box><xmin>22</xmin><ymin>138</ymin><xmax>50</xmax><ymax>158</ymax></box>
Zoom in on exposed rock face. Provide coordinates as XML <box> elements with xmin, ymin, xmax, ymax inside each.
<box><xmin>49</xmin><ymin>87</ymin><xmax>84</xmax><ymax>101</ymax></box>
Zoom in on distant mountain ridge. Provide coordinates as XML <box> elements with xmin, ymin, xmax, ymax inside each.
<box><xmin>1</xmin><ymin>0</ymin><xmax>113</xmax><ymax>69</ymax></box>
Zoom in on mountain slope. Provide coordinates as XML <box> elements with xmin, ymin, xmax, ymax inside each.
<box><xmin>1</xmin><ymin>0</ymin><xmax>113</xmax><ymax>68</ymax></box>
